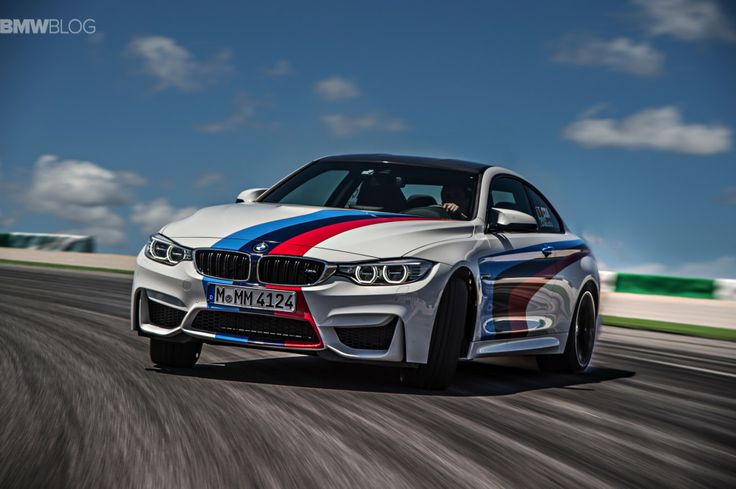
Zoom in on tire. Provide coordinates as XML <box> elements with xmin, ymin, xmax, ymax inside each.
<box><xmin>400</xmin><ymin>275</ymin><xmax>468</xmax><ymax>389</ymax></box>
<box><xmin>537</xmin><ymin>284</ymin><xmax>597</xmax><ymax>373</ymax></box>
<box><xmin>150</xmin><ymin>338</ymin><xmax>202</xmax><ymax>368</ymax></box>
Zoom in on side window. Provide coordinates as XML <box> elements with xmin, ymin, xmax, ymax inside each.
<box><xmin>489</xmin><ymin>177</ymin><xmax>533</xmax><ymax>216</ymax></box>
<box><xmin>524</xmin><ymin>185</ymin><xmax>562</xmax><ymax>233</ymax></box>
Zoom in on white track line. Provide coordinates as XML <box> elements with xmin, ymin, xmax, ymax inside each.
<box><xmin>605</xmin><ymin>353</ymin><xmax>736</xmax><ymax>379</ymax></box>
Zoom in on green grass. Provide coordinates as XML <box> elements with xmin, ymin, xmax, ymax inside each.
<box><xmin>0</xmin><ymin>258</ymin><xmax>133</xmax><ymax>275</ymax></box>
<box><xmin>603</xmin><ymin>315</ymin><xmax>736</xmax><ymax>342</ymax></box>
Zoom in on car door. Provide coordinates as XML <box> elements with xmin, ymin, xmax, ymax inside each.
<box><xmin>479</xmin><ymin>176</ymin><xmax>569</xmax><ymax>340</ymax></box>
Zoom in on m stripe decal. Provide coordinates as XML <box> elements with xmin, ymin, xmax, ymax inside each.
<box><xmin>212</xmin><ymin>209</ymin><xmax>404</xmax><ymax>252</ymax></box>
<box><xmin>268</xmin><ymin>217</ymin><xmax>424</xmax><ymax>256</ymax></box>
<box><xmin>479</xmin><ymin>241</ymin><xmax>591</xmax><ymax>339</ymax></box>
<box><xmin>500</xmin><ymin>249</ymin><xmax>590</xmax><ymax>336</ymax></box>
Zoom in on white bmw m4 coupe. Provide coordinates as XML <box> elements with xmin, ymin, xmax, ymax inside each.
<box><xmin>132</xmin><ymin>154</ymin><xmax>600</xmax><ymax>389</ymax></box>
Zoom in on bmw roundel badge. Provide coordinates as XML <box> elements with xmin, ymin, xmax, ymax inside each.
<box><xmin>253</xmin><ymin>241</ymin><xmax>269</xmax><ymax>253</ymax></box>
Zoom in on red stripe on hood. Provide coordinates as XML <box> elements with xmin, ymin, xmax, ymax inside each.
<box><xmin>268</xmin><ymin>216</ymin><xmax>424</xmax><ymax>257</ymax></box>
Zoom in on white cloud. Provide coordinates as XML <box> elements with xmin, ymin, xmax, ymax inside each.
<box><xmin>196</xmin><ymin>93</ymin><xmax>257</xmax><ymax>133</ymax></box>
<box><xmin>553</xmin><ymin>35</ymin><xmax>664</xmax><ymax>76</ymax></box>
<box><xmin>314</xmin><ymin>77</ymin><xmax>360</xmax><ymax>101</ymax></box>
<box><xmin>266</xmin><ymin>59</ymin><xmax>293</xmax><ymax>77</ymax></box>
<box><xmin>320</xmin><ymin>113</ymin><xmax>407</xmax><ymax>137</ymax></box>
<box><xmin>676</xmin><ymin>256</ymin><xmax>736</xmax><ymax>278</ymax></box>
<box><xmin>720</xmin><ymin>186</ymin><xmax>736</xmax><ymax>204</ymax></box>
<box><xmin>87</xmin><ymin>31</ymin><xmax>105</xmax><ymax>44</ymax></box>
<box><xmin>563</xmin><ymin>106</ymin><xmax>732</xmax><ymax>154</ymax></box>
<box><xmin>196</xmin><ymin>92</ymin><xmax>277</xmax><ymax>134</ymax></box>
<box><xmin>131</xmin><ymin>198</ymin><xmax>197</xmax><ymax>234</ymax></box>
<box><xmin>633</xmin><ymin>0</ymin><xmax>736</xmax><ymax>41</ymax></box>
<box><xmin>579</xmin><ymin>103</ymin><xmax>609</xmax><ymax>119</ymax></box>
<box><xmin>0</xmin><ymin>209</ymin><xmax>18</xmax><ymax>228</ymax></box>
<box><xmin>23</xmin><ymin>155</ymin><xmax>146</xmax><ymax>247</ymax></box>
<box><xmin>195</xmin><ymin>171</ymin><xmax>224</xmax><ymax>188</ymax></box>
<box><xmin>63</xmin><ymin>226</ymin><xmax>127</xmax><ymax>246</ymax></box>
<box><xmin>27</xmin><ymin>155</ymin><xmax>144</xmax><ymax>226</ymax></box>
<box><xmin>581</xmin><ymin>231</ymin><xmax>736</xmax><ymax>279</ymax></box>
<box><xmin>29</xmin><ymin>155</ymin><xmax>144</xmax><ymax>208</ymax></box>
<box><xmin>621</xmin><ymin>256</ymin><xmax>736</xmax><ymax>279</ymax></box>
<box><xmin>127</xmin><ymin>35</ymin><xmax>231</xmax><ymax>91</ymax></box>
<box><xmin>620</xmin><ymin>262</ymin><xmax>668</xmax><ymax>275</ymax></box>
<box><xmin>582</xmin><ymin>232</ymin><xmax>605</xmax><ymax>246</ymax></box>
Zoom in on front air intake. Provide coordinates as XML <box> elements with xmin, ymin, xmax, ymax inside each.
<box><xmin>257</xmin><ymin>256</ymin><xmax>326</xmax><ymax>286</ymax></box>
<box><xmin>190</xmin><ymin>310</ymin><xmax>319</xmax><ymax>345</ymax></box>
<box><xmin>147</xmin><ymin>297</ymin><xmax>186</xmax><ymax>329</ymax></box>
<box><xmin>194</xmin><ymin>250</ymin><xmax>250</xmax><ymax>280</ymax></box>
<box><xmin>335</xmin><ymin>320</ymin><xmax>397</xmax><ymax>350</ymax></box>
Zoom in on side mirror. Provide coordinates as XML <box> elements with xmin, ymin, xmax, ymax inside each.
<box><xmin>488</xmin><ymin>207</ymin><xmax>538</xmax><ymax>232</ymax></box>
<box><xmin>236</xmin><ymin>188</ymin><xmax>268</xmax><ymax>203</ymax></box>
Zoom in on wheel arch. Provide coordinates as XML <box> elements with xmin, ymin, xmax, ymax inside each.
<box><xmin>446</xmin><ymin>266</ymin><xmax>478</xmax><ymax>358</ymax></box>
<box><xmin>580</xmin><ymin>277</ymin><xmax>600</xmax><ymax>312</ymax></box>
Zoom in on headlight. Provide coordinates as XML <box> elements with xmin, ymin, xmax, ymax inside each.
<box><xmin>144</xmin><ymin>234</ymin><xmax>192</xmax><ymax>265</ymax></box>
<box><xmin>337</xmin><ymin>259</ymin><xmax>433</xmax><ymax>285</ymax></box>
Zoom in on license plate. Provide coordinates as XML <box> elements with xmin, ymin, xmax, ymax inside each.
<box><xmin>211</xmin><ymin>285</ymin><xmax>296</xmax><ymax>312</ymax></box>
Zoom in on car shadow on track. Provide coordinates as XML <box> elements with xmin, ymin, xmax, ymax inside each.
<box><xmin>149</xmin><ymin>355</ymin><xmax>635</xmax><ymax>397</ymax></box>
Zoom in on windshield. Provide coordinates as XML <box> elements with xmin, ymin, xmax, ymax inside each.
<box><xmin>260</xmin><ymin>161</ymin><xmax>479</xmax><ymax>220</ymax></box>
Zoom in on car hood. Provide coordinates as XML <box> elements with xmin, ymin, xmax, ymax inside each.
<box><xmin>161</xmin><ymin>202</ymin><xmax>474</xmax><ymax>259</ymax></box>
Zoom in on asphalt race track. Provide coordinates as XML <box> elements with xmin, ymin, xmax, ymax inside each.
<box><xmin>1</xmin><ymin>265</ymin><xmax>734</xmax><ymax>489</ymax></box>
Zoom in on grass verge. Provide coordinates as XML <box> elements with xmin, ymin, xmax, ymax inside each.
<box><xmin>602</xmin><ymin>315</ymin><xmax>736</xmax><ymax>342</ymax></box>
<box><xmin>0</xmin><ymin>258</ymin><xmax>133</xmax><ymax>275</ymax></box>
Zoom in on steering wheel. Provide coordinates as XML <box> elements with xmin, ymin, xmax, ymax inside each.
<box><xmin>427</xmin><ymin>204</ymin><xmax>454</xmax><ymax>218</ymax></box>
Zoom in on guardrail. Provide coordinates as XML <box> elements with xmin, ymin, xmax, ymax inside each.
<box><xmin>599</xmin><ymin>271</ymin><xmax>736</xmax><ymax>301</ymax></box>
<box><xmin>0</xmin><ymin>232</ymin><xmax>95</xmax><ymax>252</ymax></box>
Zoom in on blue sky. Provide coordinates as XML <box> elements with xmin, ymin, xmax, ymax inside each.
<box><xmin>1</xmin><ymin>0</ymin><xmax>735</xmax><ymax>277</ymax></box>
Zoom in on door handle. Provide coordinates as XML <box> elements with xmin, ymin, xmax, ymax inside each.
<box><xmin>541</xmin><ymin>245</ymin><xmax>554</xmax><ymax>257</ymax></box>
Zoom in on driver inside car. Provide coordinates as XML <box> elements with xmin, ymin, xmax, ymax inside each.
<box><xmin>441</xmin><ymin>184</ymin><xmax>470</xmax><ymax>219</ymax></box>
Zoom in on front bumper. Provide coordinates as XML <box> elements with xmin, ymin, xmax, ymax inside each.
<box><xmin>131</xmin><ymin>250</ymin><xmax>450</xmax><ymax>364</ymax></box>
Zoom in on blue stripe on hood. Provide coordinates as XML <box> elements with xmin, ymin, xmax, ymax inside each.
<box><xmin>212</xmin><ymin>208</ymin><xmax>400</xmax><ymax>252</ymax></box>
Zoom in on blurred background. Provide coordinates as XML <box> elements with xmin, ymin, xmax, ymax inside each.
<box><xmin>1</xmin><ymin>3</ymin><xmax>735</xmax><ymax>488</ymax></box>
<box><xmin>0</xmin><ymin>0</ymin><xmax>734</xmax><ymax>278</ymax></box>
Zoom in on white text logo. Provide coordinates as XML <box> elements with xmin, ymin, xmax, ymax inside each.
<box><xmin>0</xmin><ymin>18</ymin><xmax>96</xmax><ymax>35</ymax></box>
